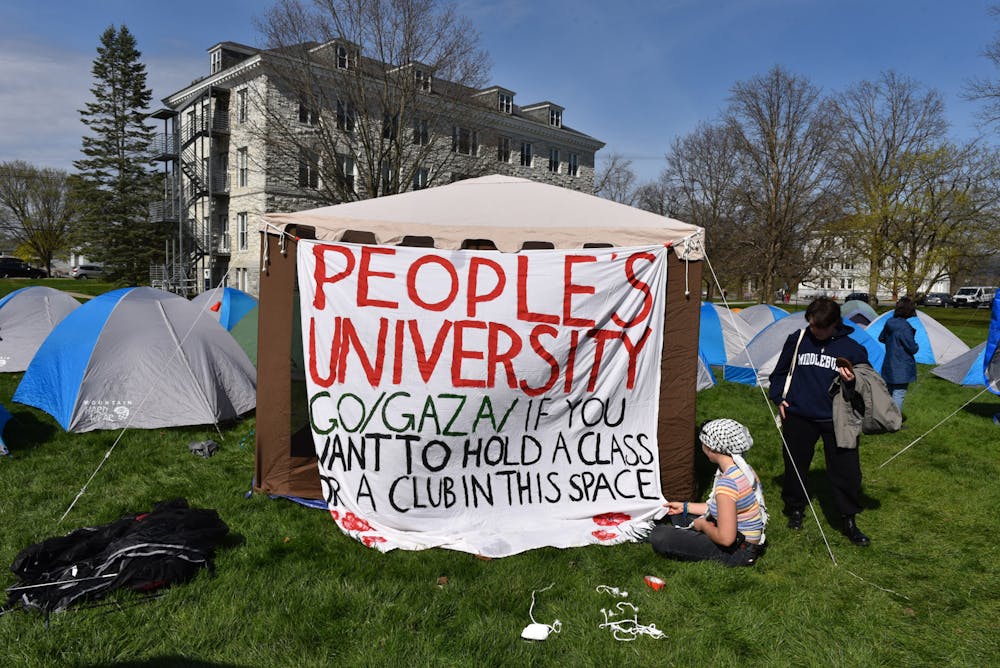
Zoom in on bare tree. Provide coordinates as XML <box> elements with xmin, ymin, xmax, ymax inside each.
<box><xmin>663</xmin><ymin>122</ymin><xmax>751</xmax><ymax>300</ymax></box>
<box><xmin>0</xmin><ymin>161</ymin><xmax>75</xmax><ymax>275</ymax></box>
<box><xmin>964</xmin><ymin>5</ymin><xmax>1000</xmax><ymax>126</ymax></box>
<box><xmin>725</xmin><ymin>66</ymin><xmax>840</xmax><ymax>302</ymax></box>
<box><xmin>252</xmin><ymin>0</ymin><xmax>493</xmax><ymax>204</ymax></box>
<box><xmin>594</xmin><ymin>152</ymin><xmax>638</xmax><ymax>205</ymax></box>
<box><xmin>830</xmin><ymin>71</ymin><xmax>949</xmax><ymax>297</ymax></box>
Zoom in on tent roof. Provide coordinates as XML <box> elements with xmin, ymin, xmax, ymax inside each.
<box><xmin>263</xmin><ymin>174</ymin><xmax>704</xmax><ymax>258</ymax></box>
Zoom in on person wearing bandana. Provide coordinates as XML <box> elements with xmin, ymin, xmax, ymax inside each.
<box><xmin>648</xmin><ymin>419</ymin><xmax>768</xmax><ymax>567</ymax></box>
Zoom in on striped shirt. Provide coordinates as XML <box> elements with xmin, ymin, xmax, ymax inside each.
<box><xmin>707</xmin><ymin>464</ymin><xmax>765</xmax><ymax>543</ymax></box>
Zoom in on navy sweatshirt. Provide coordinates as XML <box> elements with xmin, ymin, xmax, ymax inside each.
<box><xmin>768</xmin><ymin>323</ymin><xmax>869</xmax><ymax>421</ymax></box>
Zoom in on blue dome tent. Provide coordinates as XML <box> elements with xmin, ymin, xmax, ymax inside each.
<box><xmin>0</xmin><ymin>286</ymin><xmax>80</xmax><ymax>372</ymax></box>
<box><xmin>699</xmin><ymin>302</ymin><xmax>754</xmax><ymax>366</ymax></box>
<box><xmin>190</xmin><ymin>287</ymin><xmax>258</xmax><ymax>331</ymax></box>
<box><xmin>14</xmin><ymin>287</ymin><xmax>256</xmax><ymax>432</ymax></box>
<box><xmin>866</xmin><ymin>310</ymin><xmax>969</xmax><ymax>365</ymax></box>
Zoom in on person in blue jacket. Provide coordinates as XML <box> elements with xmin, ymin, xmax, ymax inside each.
<box><xmin>878</xmin><ymin>297</ymin><xmax>919</xmax><ymax>412</ymax></box>
<box><xmin>768</xmin><ymin>297</ymin><xmax>872</xmax><ymax>546</ymax></box>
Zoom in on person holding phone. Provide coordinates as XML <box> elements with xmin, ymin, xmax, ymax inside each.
<box><xmin>768</xmin><ymin>297</ymin><xmax>872</xmax><ymax>546</ymax></box>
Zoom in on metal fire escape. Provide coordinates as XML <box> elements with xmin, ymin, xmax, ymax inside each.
<box><xmin>149</xmin><ymin>86</ymin><xmax>231</xmax><ymax>295</ymax></box>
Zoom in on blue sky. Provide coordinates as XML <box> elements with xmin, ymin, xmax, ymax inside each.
<box><xmin>1</xmin><ymin>0</ymin><xmax>998</xmax><ymax>182</ymax></box>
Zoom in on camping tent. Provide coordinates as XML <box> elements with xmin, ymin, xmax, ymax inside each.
<box><xmin>14</xmin><ymin>287</ymin><xmax>256</xmax><ymax>432</ymax></box>
<box><xmin>697</xmin><ymin>351</ymin><xmax>715</xmax><ymax>391</ymax></box>
<box><xmin>699</xmin><ymin>302</ymin><xmax>755</xmax><ymax>366</ymax></box>
<box><xmin>0</xmin><ymin>403</ymin><xmax>11</xmax><ymax>455</ymax></box>
<box><xmin>841</xmin><ymin>299</ymin><xmax>878</xmax><ymax>327</ymax></box>
<box><xmin>987</xmin><ymin>290</ymin><xmax>1000</xmax><ymax>395</ymax></box>
<box><xmin>723</xmin><ymin>313</ymin><xmax>885</xmax><ymax>386</ymax></box>
<box><xmin>0</xmin><ymin>286</ymin><xmax>81</xmax><ymax>372</ymax></box>
<box><xmin>256</xmin><ymin>174</ymin><xmax>705</xmax><ymax>502</ymax></box>
<box><xmin>738</xmin><ymin>303</ymin><xmax>789</xmax><ymax>335</ymax></box>
<box><xmin>190</xmin><ymin>287</ymin><xmax>258</xmax><ymax>331</ymax></box>
<box><xmin>866</xmin><ymin>310</ymin><xmax>969</xmax><ymax>365</ymax></box>
<box><xmin>931</xmin><ymin>342</ymin><xmax>987</xmax><ymax>386</ymax></box>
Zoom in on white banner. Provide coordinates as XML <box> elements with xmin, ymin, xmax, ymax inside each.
<box><xmin>298</xmin><ymin>241</ymin><xmax>668</xmax><ymax>557</ymax></box>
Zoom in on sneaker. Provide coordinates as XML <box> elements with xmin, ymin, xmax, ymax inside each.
<box><xmin>841</xmin><ymin>515</ymin><xmax>871</xmax><ymax>547</ymax></box>
<box><xmin>787</xmin><ymin>509</ymin><xmax>804</xmax><ymax>530</ymax></box>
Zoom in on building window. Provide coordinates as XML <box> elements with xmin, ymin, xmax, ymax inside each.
<box><xmin>413</xmin><ymin>118</ymin><xmax>429</xmax><ymax>146</ymax></box>
<box><xmin>413</xmin><ymin>167</ymin><xmax>429</xmax><ymax>190</ymax></box>
<box><xmin>237</xmin><ymin>88</ymin><xmax>248</xmax><ymax>123</ymax></box>
<box><xmin>497</xmin><ymin>137</ymin><xmax>511</xmax><ymax>163</ymax></box>
<box><xmin>237</xmin><ymin>148</ymin><xmax>248</xmax><ymax>187</ymax></box>
<box><xmin>299</xmin><ymin>100</ymin><xmax>318</xmax><ymax>125</ymax></box>
<box><xmin>336</xmin><ymin>100</ymin><xmax>355</xmax><ymax>133</ymax></box>
<box><xmin>520</xmin><ymin>142</ymin><xmax>533</xmax><ymax>167</ymax></box>
<box><xmin>337</xmin><ymin>153</ymin><xmax>355</xmax><ymax>192</ymax></box>
<box><xmin>568</xmin><ymin>153</ymin><xmax>579</xmax><ymax>177</ymax></box>
<box><xmin>548</xmin><ymin>148</ymin><xmax>560</xmax><ymax>173</ymax></box>
<box><xmin>298</xmin><ymin>148</ymin><xmax>319</xmax><ymax>188</ymax></box>
<box><xmin>220</xmin><ymin>228</ymin><xmax>231</xmax><ymax>252</ymax></box>
<box><xmin>380</xmin><ymin>163</ymin><xmax>395</xmax><ymax>195</ymax></box>
<box><xmin>499</xmin><ymin>93</ymin><xmax>512</xmax><ymax>114</ymax></box>
<box><xmin>383</xmin><ymin>113</ymin><xmax>399</xmax><ymax>140</ymax></box>
<box><xmin>336</xmin><ymin>45</ymin><xmax>351</xmax><ymax>69</ymax></box>
<box><xmin>237</xmin><ymin>212</ymin><xmax>248</xmax><ymax>251</ymax></box>
<box><xmin>549</xmin><ymin>109</ymin><xmax>562</xmax><ymax>127</ymax></box>
<box><xmin>415</xmin><ymin>69</ymin><xmax>431</xmax><ymax>92</ymax></box>
<box><xmin>452</xmin><ymin>126</ymin><xmax>478</xmax><ymax>156</ymax></box>
<box><xmin>842</xmin><ymin>260</ymin><xmax>854</xmax><ymax>271</ymax></box>
<box><xmin>210</xmin><ymin>49</ymin><xmax>222</xmax><ymax>74</ymax></box>
<box><xmin>840</xmin><ymin>278</ymin><xmax>854</xmax><ymax>290</ymax></box>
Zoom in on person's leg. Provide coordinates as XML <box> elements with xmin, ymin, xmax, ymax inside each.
<box><xmin>781</xmin><ymin>413</ymin><xmax>819</xmax><ymax>516</ymax></box>
<box><xmin>819</xmin><ymin>423</ymin><xmax>870</xmax><ymax>545</ymax></box>
<box><xmin>888</xmin><ymin>383</ymin><xmax>907</xmax><ymax>411</ymax></box>
<box><xmin>649</xmin><ymin>525</ymin><xmax>757</xmax><ymax>566</ymax></box>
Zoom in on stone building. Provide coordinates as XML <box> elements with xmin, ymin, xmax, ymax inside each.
<box><xmin>149</xmin><ymin>40</ymin><xmax>605</xmax><ymax>296</ymax></box>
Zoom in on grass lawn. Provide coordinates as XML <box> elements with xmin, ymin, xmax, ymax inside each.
<box><xmin>1</xmin><ymin>286</ymin><xmax>998</xmax><ymax>666</ymax></box>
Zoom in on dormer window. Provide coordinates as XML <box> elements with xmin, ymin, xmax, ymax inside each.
<box><xmin>210</xmin><ymin>49</ymin><xmax>222</xmax><ymax>74</ymax></box>
<box><xmin>415</xmin><ymin>69</ymin><xmax>431</xmax><ymax>92</ymax></box>
<box><xmin>549</xmin><ymin>109</ymin><xmax>562</xmax><ymax>127</ymax></box>
<box><xmin>336</xmin><ymin>45</ymin><xmax>351</xmax><ymax>69</ymax></box>
<box><xmin>499</xmin><ymin>93</ymin><xmax>512</xmax><ymax>114</ymax></box>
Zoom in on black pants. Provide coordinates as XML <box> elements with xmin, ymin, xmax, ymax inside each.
<box><xmin>781</xmin><ymin>413</ymin><xmax>862</xmax><ymax>516</ymax></box>
<box><xmin>648</xmin><ymin>517</ymin><xmax>762</xmax><ymax>567</ymax></box>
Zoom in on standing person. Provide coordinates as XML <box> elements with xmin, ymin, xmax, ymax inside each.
<box><xmin>649</xmin><ymin>419</ymin><xmax>768</xmax><ymax>567</ymax></box>
<box><xmin>878</xmin><ymin>297</ymin><xmax>919</xmax><ymax>413</ymax></box>
<box><xmin>768</xmin><ymin>297</ymin><xmax>872</xmax><ymax>546</ymax></box>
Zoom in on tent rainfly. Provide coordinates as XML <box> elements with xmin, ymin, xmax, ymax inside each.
<box><xmin>190</xmin><ymin>287</ymin><xmax>258</xmax><ymax>331</ymax></box>
<box><xmin>255</xmin><ymin>174</ymin><xmax>706</xmax><ymax>501</ymax></box>
<box><xmin>737</xmin><ymin>303</ymin><xmax>790</xmax><ymax>335</ymax></box>
<box><xmin>931</xmin><ymin>342</ymin><xmax>988</xmax><ymax>386</ymax></box>
<box><xmin>14</xmin><ymin>287</ymin><xmax>256</xmax><ymax>432</ymax></box>
<box><xmin>723</xmin><ymin>312</ymin><xmax>885</xmax><ymax>387</ymax></box>
<box><xmin>699</xmin><ymin>302</ymin><xmax>755</xmax><ymax>366</ymax></box>
<box><xmin>841</xmin><ymin>299</ymin><xmax>878</xmax><ymax>327</ymax></box>
<box><xmin>0</xmin><ymin>286</ymin><xmax>81</xmax><ymax>372</ymax></box>
<box><xmin>866</xmin><ymin>310</ymin><xmax>970</xmax><ymax>365</ymax></box>
<box><xmin>987</xmin><ymin>290</ymin><xmax>1000</xmax><ymax>395</ymax></box>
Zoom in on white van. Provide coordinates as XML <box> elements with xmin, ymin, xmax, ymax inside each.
<box><xmin>951</xmin><ymin>286</ymin><xmax>995</xmax><ymax>308</ymax></box>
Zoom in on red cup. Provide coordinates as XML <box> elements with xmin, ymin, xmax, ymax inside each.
<box><xmin>644</xmin><ymin>575</ymin><xmax>665</xmax><ymax>591</ymax></box>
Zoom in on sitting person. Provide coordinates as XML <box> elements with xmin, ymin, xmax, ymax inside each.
<box><xmin>648</xmin><ymin>419</ymin><xmax>768</xmax><ymax>566</ymax></box>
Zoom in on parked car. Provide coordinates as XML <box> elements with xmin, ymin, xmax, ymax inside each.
<box><xmin>71</xmin><ymin>264</ymin><xmax>106</xmax><ymax>280</ymax></box>
<box><xmin>917</xmin><ymin>292</ymin><xmax>954</xmax><ymax>308</ymax></box>
<box><xmin>951</xmin><ymin>286</ymin><xmax>996</xmax><ymax>308</ymax></box>
<box><xmin>0</xmin><ymin>256</ymin><xmax>47</xmax><ymax>278</ymax></box>
<box><xmin>844</xmin><ymin>292</ymin><xmax>878</xmax><ymax>306</ymax></box>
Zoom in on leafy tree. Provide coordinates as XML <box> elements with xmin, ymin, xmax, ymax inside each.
<box><xmin>829</xmin><ymin>71</ymin><xmax>949</xmax><ymax>298</ymax></box>
<box><xmin>72</xmin><ymin>25</ymin><xmax>164</xmax><ymax>284</ymax></box>
<box><xmin>253</xmin><ymin>0</ymin><xmax>492</xmax><ymax>203</ymax></box>
<box><xmin>0</xmin><ymin>161</ymin><xmax>75</xmax><ymax>275</ymax></box>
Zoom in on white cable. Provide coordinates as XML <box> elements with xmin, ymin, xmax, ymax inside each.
<box><xmin>702</xmin><ymin>251</ymin><xmax>839</xmax><ymax>565</ymax></box>
<box><xmin>527</xmin><ymin>583</ymin><xmax>562</xmax><ymax>636</ymax></box>
<box><xmin>598</xmin><ymin>602</ymin><xmax>666</xmax><ymax>641</ymax></box>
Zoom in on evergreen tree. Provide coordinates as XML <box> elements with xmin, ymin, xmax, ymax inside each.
<box><xmin>73</xmin><ymin>25</ymin><xmax>164</xmax><ymax>284</ymax></box>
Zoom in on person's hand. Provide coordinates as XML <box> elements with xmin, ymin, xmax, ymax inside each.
<box><xmin>779</xmin><ymin>400</ymin><xmax>789</xmax><ymax>419</ymax></box>
<box><xmin>663</xmin><ymin>500</ymin><xmax>685</xmax><ymax>515</ymax></box>
<box><xmin>691</xmin><ymin>516</ymin><xmax>709</xmax><ymax>532</ymax></box>
<box><xmin>838</xmin><ymin>366</ymin><xmax>855</xmax><ymax>382</ymax></box>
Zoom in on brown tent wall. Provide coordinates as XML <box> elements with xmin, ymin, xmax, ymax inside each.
<box><xmin>254</xmin><ymin>229</ymin><xmax>701</xmax><ymax>502</ymax></box>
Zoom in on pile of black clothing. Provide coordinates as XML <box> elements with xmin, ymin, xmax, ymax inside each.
<box><xmin>4</xmin><ymin>498</ymin><xmax>230</xmax><ymax>613</ymax></box>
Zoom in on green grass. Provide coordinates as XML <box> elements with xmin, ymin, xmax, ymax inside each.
<box><xmin>1</xmin><ymin>286</ymin><xmax>998</xmax><ymax>666</ymax></box>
